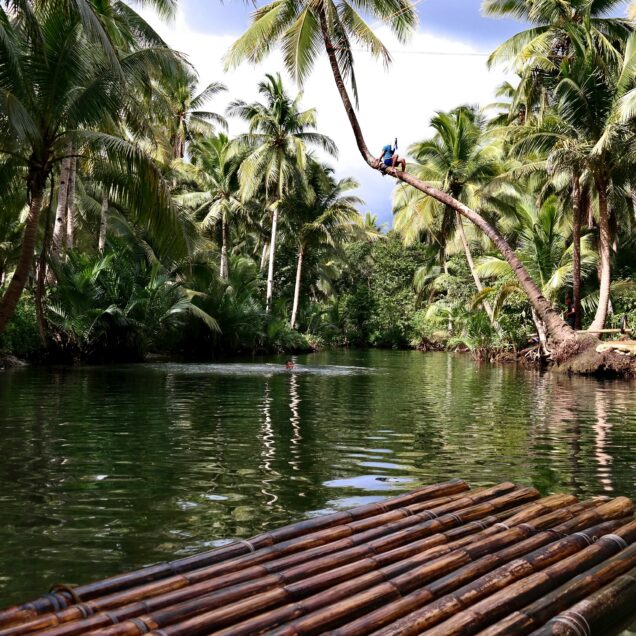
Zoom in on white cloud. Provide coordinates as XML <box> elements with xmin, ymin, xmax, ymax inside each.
<box><xmin>145</xmin><ymin>10</ymin><xmax>509</xmax><ymax>225</ymax></box>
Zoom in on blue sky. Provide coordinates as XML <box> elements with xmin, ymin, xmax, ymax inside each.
<box><xmin>152</xmin><ymin>0</ymin><xmax>628</xmax><ymax>226</ymax></box>
<box><xmin>181</xmin><ymin>0</ymin><xmax>529</xmax><ymax>45</ymax></box>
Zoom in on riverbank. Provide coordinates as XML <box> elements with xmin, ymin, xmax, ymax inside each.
<box><xmin>3</xmin><ymin>332</ymin><xmax>636</xmax><ymax>378</ymax></box>
<box><xmin>3</xmin><ymin>341</ymin><xmax>636</xmax><ymax>379</ymax></box>
<box><xmin>416</xmin><ymin>336</ymin><xmax>636</xmax><ymax>378</ymax></box>
<box><xmin>0</xmin><ymin>354</ymin><xmax>27</xmax><ymax>370</ymax></box>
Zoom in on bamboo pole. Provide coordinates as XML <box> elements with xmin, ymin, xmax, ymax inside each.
<box><xmin>257</xmin><ymin>501</ymin><xmax>630</xmax><ymax>636</ymax></box>
<box><xmin>70</xmin><ymin>489</ymin><xmax>539</xmax><ymax>636</ymax></box>
<box><xmin>12</xmin><ymin>490</ymin><xmax>512</xmax><ymax>636</ymax></box>
<box><xmin>0</xmin><ymin>480</ymin><xmax>468</xmax><ymax>629</ymax></box>
<box><xmin>367</xmin><ymin>497</ymin><xmax>634</xmax><ymax>636</ymax></box>
<box><xmin>421</xmin><ymin>517</ymin><xmax>636</xmax><ymax>636</ymax></box>
<box><xmin>2</xmin><ymin>486</ymin><xmax>511</xmax><ymax>636</ymax></box>
<box><xmin>4</xmin><ymin>486</ymin><xmax>634</xmax><ymax>636</ymax></box>
<box><xmin>211</xmin><ymin>498</ymin><xmax>590</xmax><ymax>636</ymax></box>
<box><xmin>479</xmin><ymin>543</ymin><xmax>636</xmax><ymax>635</ymax></box>
<box><xmin>529</xmin><ymin>565</ymin><xmax>636</xmax><ymax>635</ymax></box>
<box><xmin>328</xmin><ymin>504</ymin><xmax>610</xmax><ymax>636</ymax></box>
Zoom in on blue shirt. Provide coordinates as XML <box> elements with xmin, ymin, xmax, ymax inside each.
<box><xmin>382</xmin><ymin>145</ymin><xmax>394</xmax><ymax>160</ymax></box>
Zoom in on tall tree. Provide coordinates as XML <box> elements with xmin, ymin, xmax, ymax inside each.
<box><xmin>477</xmin><ymin>194</ymin><xmax>597</xmax><ymax>350</ymax></box>
<box><xmin>503</xmin><ymin>34</ymin><xmax>636</xmax><ymax>330</ymax></box>
<box><xmin>404</xmin><ymin>106</ymin><xmax>502</xmax><ymax>328</ymax></box>
<box><xmin>177</xmin><ymin>134</ymin><xmax>243</xmax><ymax>279</ymax></box>
<box><xmin>227</xmin><ymin>73</ymin><xmax>337</xmax><ymax>312</ymax></box>
<box><xmin>287</xmin><ymin>163</ymin><xmax>362</xmax><ymax>329</ymax></box>
<box><xmin>0</xmin><ymin>0</ymin><xmax>185</xmax><ymax>332</ymax></box>
<box><xmin>155</xmin><ymin>68</ymin><xmax>228</xmax><ymax>161</ymax></box>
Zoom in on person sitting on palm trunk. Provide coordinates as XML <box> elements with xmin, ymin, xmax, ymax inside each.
<box><xmin>377</xmin><ymin>139</ymin><xmax>406</xmax><ymax>173</ymax></box>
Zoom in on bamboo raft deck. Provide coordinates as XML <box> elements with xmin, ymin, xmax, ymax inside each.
<box><xmin>2</xmin><ymin>480</ymin><xmax>636</xmax><ymax>636</ymax></box>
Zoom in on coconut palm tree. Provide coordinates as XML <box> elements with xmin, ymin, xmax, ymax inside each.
<box><xmin>228</xmin><ymin>1</ymin><xmax>576</xmax><ymax>345</ymax></box>
<box><xmin>477</xmin><ymin>195</ymin><xmax>597</xmax><ymax>351</ymax></box>
<box><xmin>154</xmin><ymin>67</ymin><xmax>228</xmax><ymax>161</ymax></box>
<box><xmin>503</xmin><ymin>34</ymin><xmax>636</xmax><ymax>330</ymax></box>
<box><xmin>484</xmin><ymin>0</ymin><xmax>631</xmax><ymax>72</ymax></box>
<box><xmin>287</xmin><ymin>163</ymin><xmax>362</xmax><ymax>329</ymax></box>
<box><xmin>0</xmin><ymin>1</ymin><xmax>185</xmax><ymax>333</ymax></box>
<box><xmin>402</xmin><ymin>106</ymin><xmax>504</xmax><ymax>328</ymax></box>
<box><xmin>227</xmin><ymin>73</ymin><xmax>337</xmax><ymax>312</ymax></box>
<box><xmin>176</xmin><ymin>134</ymin><xmax>244</xmax><ymax>279</ymax></box>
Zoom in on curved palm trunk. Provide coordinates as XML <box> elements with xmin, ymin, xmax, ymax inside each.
<box><xmin>220</xmin><ymin>209</ymin><xmax>229</xmax><ymax>280</ymax></box>
<box><xmin>572</xmin><ymin>177</ymin><xmax>582</xmax><ymax>330</ymax></box>
<box><xmin>266</xmin><ymin>205</ymin><xmax>279</xmax><ymax>313</ymax></box>
<box><xmin>316</xmin><ymin>9</ymin><xmax>574</xmax><ymax>344</ymax></box>
<box><xmin>590</xmin><ymin>178</ymin><xmax>611</xmax><ymax>331</ymax></box>
<box><xmin>455</xmin><ymin>213</ymin><xmax>500</xmax><ymax>333</ymax></box>
<box><xmin>290</xmin><ymin>244</ymin><xmax>304</xmax><ymax>329</ymax></box>
<box><xmin>98</xmin><ymin>193</ymin><xmax>108</xmax><ymax>253</ymax></box>
<box><xmin>65</xmin><ymin>157</ymin><xmax>77</xmax><ymax>251</ymax></box>
<box><xmin>0</xmin><ymin>172</ymin><xmax>47</xmax><ymax>333</ymax></box>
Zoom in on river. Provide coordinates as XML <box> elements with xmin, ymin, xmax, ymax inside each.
<box><xmin>0</xmin><ymin>350</ymin><xmax>635</xmax><ymax>607</ymax></box>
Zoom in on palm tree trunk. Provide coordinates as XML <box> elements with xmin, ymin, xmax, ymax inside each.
<box><xmin>266</xmin><ymin>205</ymin><xmax>279</xmax><ymax>313</ymax></box>
<box><xmin>0</xmin><ymin>172</ymin><xmax>47</xmax><ymax>333</ymax></box>
<box><xmin>98</xmin><ymin>193</ymin><xmax>108</xmax><ymax>253</ymax></box>
<box><xmin>290</xmin><ymin>244</ymin><xmax>304</xmax><ymax>329</ymax></box>
<box><xmin>65</xmin><ymin>157</ymin><xmax>77</xmax><ymax>251</ymax></box>
<box><xmin>51</xmin><ymin>156</ymin><xmax>71</xmax><ymax>264</ymax></box>
<box><xmin>220</xmin><ymin>209</ymin><xmax>229</xmax><ymax>280</ymax></box>
<box><xmin>35</xmin><ymin>177</ymin><xmax>56</xmax><ymax>345</ymax></box>
<box><xmin>260</xmin><ymin>243</ymin><xmax>269</xmax><ymax>272</ymax></box>
<box><xmin>441</xmin><ymin>256</ymin><xmax>453</xmax><ymax>335</ymax></box>
<box><xmin>590</xmin><ymin>177</ymin><xmax>611</xmax><ymax>331</ymax></box>
<box><xmin>455</xmin><ymin>213</ymin><xmax>500</xmax><ymax>332</ymax></box>
<box><xmin>316</xmin><ymin>9</ymin><xmax>574</xmax><ymax>345</ymax></box>
<box><xmin>572</xmin><ymin>177</ymin><xmax>582</xmax><ymax>330</ymax></box>
<box><xmin>531</xmin><ymin>307</ymin><xmax>549</xmax><ymax>356</ymax></box>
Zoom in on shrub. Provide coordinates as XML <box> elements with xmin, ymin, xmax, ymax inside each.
<box><xmin>0</xmin><ymin>293</ymin><xmax>42</xmax><ymax>360</ymax></box>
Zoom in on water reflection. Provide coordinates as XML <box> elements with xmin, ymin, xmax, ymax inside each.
<box><xmin>595</xmin><ymin>387</ymin><xmax>614</xmax><ymax>492</ymax></box>
<box><xmin>289</xmin><ymin>372</ymin><xmax>302</xmax><ymax>472</ymax></box>
<box><xmin>259</xmin><ymin>378</ymin><xmax>277</xmax><ymax>506</ymax></box>
<box><xmin>0</xmin><ymin>351</ymin><xmax>635</xmax><ymax>605</ymax></box>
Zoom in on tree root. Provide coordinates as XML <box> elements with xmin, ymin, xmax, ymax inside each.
<box><xmin>0</xmin><ymin>354</ymin><xmax>28</xmax><ymax>370</ymax></box>
<box><xmin>552</xmin><ymin>335</ymin><xmax>636</xmax><ymax>378</ymax></box>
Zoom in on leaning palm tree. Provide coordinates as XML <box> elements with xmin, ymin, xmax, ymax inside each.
<box><xmin>402</xmin><ymin>106</ymin><xmax>503</xmax><ymax>328</ymax></box>
<box><xmin>227</xmin><ymin>73</ymin><xmax>337</xmax><ymax>312</ymax></box>
<box><xmin>286</xmin><ymin>163</ymin><xmax>362</xmax><ymax>329</ymax></box>
<box><xmin>228</xmin><ymin>1</ymin><xmax>576</xmax><ymax>345</ymax></box>
<box><xmin>0</xmin><ymin>1</ymin><xmax>185</xmax><ymax>332</ymax></box>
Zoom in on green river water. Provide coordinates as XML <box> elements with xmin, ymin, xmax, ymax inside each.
<box><xmin>0</xmin><ymin>350</ymin><xmax>635</xmax><ymax>613</ymax></box>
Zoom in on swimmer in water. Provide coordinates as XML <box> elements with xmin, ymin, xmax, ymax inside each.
<box><xmin>285</xmin><ymin>360</ymin><xmax>295</xmax><ymax>369</ymax></box>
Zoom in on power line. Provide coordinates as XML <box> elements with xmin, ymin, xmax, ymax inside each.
<box><xmin>337</xmin><ymin>45</ymin><xmax>490</xmax><ymax>57</ymax></box>
<box><xmin>351</xmin><ymin>48</ymin><xmax>490</xmax><ymax>57</ymax></box>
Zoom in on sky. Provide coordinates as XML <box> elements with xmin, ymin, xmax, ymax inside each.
<box><xmin>140</xmin><ymin>0</ymin><xmax>627</xmax><ymax>227</ymax></box>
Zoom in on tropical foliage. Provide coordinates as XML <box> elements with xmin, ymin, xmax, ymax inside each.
<box><xmin>2</xmin><ymin>0</ymin><xmax>636</xmax><ymax>364</ymax></box>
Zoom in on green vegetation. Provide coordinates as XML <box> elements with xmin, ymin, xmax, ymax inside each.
<box><xmin>1</xmin><ymin>0</ymin><xmax>636</xmax><ymax>368</ymax></box>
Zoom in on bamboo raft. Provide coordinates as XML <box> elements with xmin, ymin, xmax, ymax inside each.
<box><xmin>1</xmin><ymin>480</ymin><xmax>636</xmax><ymax>636</ymax></box>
